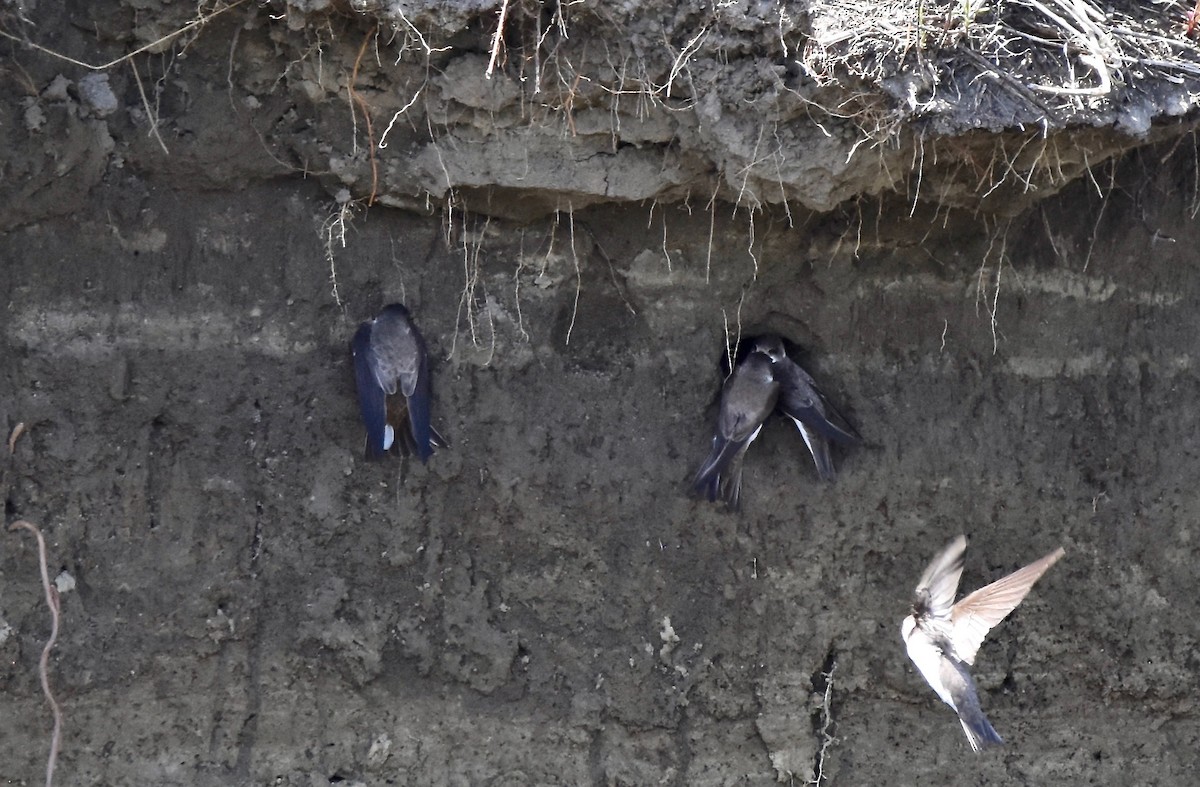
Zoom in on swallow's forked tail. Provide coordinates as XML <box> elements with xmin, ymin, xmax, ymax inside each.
<box><xmin>957</xmin><ymin>702</ymin><xmax>1004</xmax><ymax>753</ymax></box>
<box><xmin>692</xmin><ymin>435</ymin><xmax>751</xmax><ymax>508</ymax></box>
<box><xmin>794</xmin><ymin>420</ymin><xmax>836</xmax><ymax>482</ymax></box>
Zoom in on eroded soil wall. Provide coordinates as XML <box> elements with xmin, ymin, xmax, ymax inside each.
<box><xmin>3</xmin><ymin>2</ymin><xmax>1200</xmax><ymax>785</ymax></box>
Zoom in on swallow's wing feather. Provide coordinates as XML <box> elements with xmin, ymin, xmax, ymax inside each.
<box><xmin>405</xmin><ymin>354</ymin><xmax>434</xmax><ymax>463</ymax></box>
<box><xmin>776</xmin><ymin>370</ymin><xmax>822</xmax><ymax>422</ymax></box>
<box><xmin>777</xmin><ymin>361</ymin><xmax>860</xmax><ymax>444</ymax></box>
<box><xmin>950</xmin><ymin>547</ymin><xmax>1065</xmax><ymax>664</ymax></box>
<box><xmin>914</xmin><ymin>535</ymin><xmax>967</xmax><ymax>622</ymax></box>
<box><xmin>352</xmin><ymin>324</ymin><xmax>390</xmax><ymax>460</ymax></box>
<box><xmin>718</xmin><ymin>355</ymin><xmax>780</xmax><ymax>443</ymax></box>
<box><xmin>813</xmin><ymin>394</ymin><xmax>862</xmax><ymax>443</ymax></box>
<box><xmin>795</xmin><ymin>420</ymin><xmax>836</xmax><ymax>482</ymax></box>
<box><xmin>781</xmin><ymin>394</ymin><xmax>861</xmax><ymax>445</ymax></box>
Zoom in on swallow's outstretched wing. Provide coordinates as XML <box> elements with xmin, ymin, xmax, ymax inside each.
<box><xmin>903</xmin><ymin>536</ymin><xmax>1063</xmax><ymax>752</ymax></box>
<box><xmin>950</xmin><ymin>546</ymin><xmax>1066</xmax><ymax>665</ymax></box>
<box><xmin>913</xmin><ymin>534</ymin><xmax>967</xmax><ymax>624</ymax></box>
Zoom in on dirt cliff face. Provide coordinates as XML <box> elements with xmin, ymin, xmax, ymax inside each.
<box><xmin>3</xmin><ymin>1</ymin><xmax>1200</xmax><ymax>785</ymax></box>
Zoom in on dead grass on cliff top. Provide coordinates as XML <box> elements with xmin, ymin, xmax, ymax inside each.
<box><xmin>804</xmin><ymin>0</ymin><xmax>1200</xmax><ymax>121</ymax></box>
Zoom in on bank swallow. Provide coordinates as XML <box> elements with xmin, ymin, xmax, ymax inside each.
<box><xmin>692</xmin><ymin>350</ymin><xmax>780</xmax><ymax>508</ymax></box>
<box><xmin>351</xmin><ymin>303</ymin><xmax>446</xmax><ymax>461</ymax></box>
<box><xmin>901</xmin><ymin>535</ymin><xmax>1065</xmax><ymax>751</ymax></box>
<box><xmin>751</xmin><ymin>334</ymin><xmax>859</xmax><ymax>481</ymax></box>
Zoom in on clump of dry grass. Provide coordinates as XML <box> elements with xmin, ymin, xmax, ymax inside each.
<box><xmin>803</xmin><ymin>1</ymin><xmax>1200</xmax><ymax>124</ymax></box>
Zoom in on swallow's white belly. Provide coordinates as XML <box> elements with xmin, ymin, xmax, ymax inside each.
<box><xmin>904</xmin><ymin>622</ymin><xmax>958</xmax><ymax>711</ymax></box>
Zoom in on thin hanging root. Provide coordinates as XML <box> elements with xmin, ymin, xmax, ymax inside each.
<box><xmin>809</xmin><ymin>658</ymin><xmax>837</xmax><ymax>785</ymax></box>
<box><xmin>486</xmin><ymin>0</ymin><xmax>512</xmax><ymax>78</ymax></box>
<box><xmin>0</xmin><ymin>0</ymin><xmax>247</xmax><ymax>72</ymax></box>
<box><xmin>564</xmin><ymin>210</ymin><xmax>582</xmax><ymax>346</ymax></box>
<box><xmin>9</xmin><ymin>520</ymin><xmax>62</xmax><ymax>787</ymax></box>
<box><xmin>8</xmin><ymin>422</ymin><xmax>25</xmax><ymax>454</ymax></box>
<box><xmin>321</xmin><ymin>200</ymin><xmax>358</xmax><ymax>308</ymax></box>
<box><xmin>348</xmin><ymin>25</ymin><xmax>380</xmax><ymax>205</ymax></box>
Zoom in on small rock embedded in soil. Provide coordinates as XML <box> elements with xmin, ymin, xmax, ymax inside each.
<box><xmin>78</xmin><ymin>73</ymin><xmax>119</xmax><ymax>117</ymax></box>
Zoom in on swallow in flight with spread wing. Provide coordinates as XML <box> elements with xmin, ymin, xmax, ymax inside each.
<box><xmin>901</xmin><ymin>535</ymin><xmax>1065</xmax><ymax>751</ymax></box>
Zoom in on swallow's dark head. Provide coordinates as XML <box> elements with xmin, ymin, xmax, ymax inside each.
<box><xmin>750</xmin><ymin>334</ymin><xmax>786</xmax><ymax>363</ymax></box>
<box><xmin>378</xmin><ymin>302</ymin><xmax>413</xmax><ymax>321</ymax></box>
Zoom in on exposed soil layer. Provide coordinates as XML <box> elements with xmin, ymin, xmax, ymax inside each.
<box><xmin>3</xmin><ymin>1</ymin><xmax>1200</xmax><ymax>785</ymax></box>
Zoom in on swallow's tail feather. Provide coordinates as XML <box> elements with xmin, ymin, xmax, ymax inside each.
<box><xmin>812</xmin><ymin>413</ymin><xmax>860</xmax><ymax>446</ymax></box>
<box><xmin>691</xmin><ymin>437</ymin><xmax>741</xmax><ymax>501</ymax></box>
<box><xmin>816</xmin><ymin>395</ymin><xmax>862</xmax><ymax>444</ymax></box>
<box><xmin>958</xmin><ymin>711</ymin><xmax>1004</xmax><ymax>753</ymax></box>
<box><xmin>390</xmin><ymin>411</ymin><xmax>448</xmax><ymax>460</ymax></box>
<box><xmin>945</xmin><ymin>659</ymin><xmax>1004</xmax><ymax>752</ymax></box>
<box><xmin>691</xmin><ymin>461</ymin><xmax>724</xmax><ymax>504</ymax></box>
<box><xmin>795</xmin><ymin>420</ymin><xmax>836</xmax><ymax>482</ymax></box>
<box><xmin>718</xmin><ymin>457</ymin><xmax>745</xmax><ymax>510</ymax></box>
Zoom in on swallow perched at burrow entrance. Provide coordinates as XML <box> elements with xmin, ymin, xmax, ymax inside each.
<box><xmin>691</xmin><ymin>347</ymin><xmax>780</xmax><ymax>509</ymax></box>
<box><xmin>351</xmin><ymin>303</ymin><xmax>447</xmax><ymax>462</ymax></box>
<box><xmin>749</xmin><ymin>334</ymin><xmax>860</xmax><ymax>482</ymax></box>
<box><xmin>901</xmin><ymin>535</ymin><xmax>1065</xmax><ymax>752</ymax></box>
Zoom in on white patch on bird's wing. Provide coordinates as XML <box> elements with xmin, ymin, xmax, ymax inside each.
<box><xmin>796</xmin><ymin>421</ymin><xmax>819</xmax><ymax>460</ymax></box>
<box><xmin>383</xmin><ymin>425</ymin><xmax>395</xmax><ymax>451</ymax></box>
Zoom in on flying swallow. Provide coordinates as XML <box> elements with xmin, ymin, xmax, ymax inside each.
<box><xmin>901</xmin><ymin>535</ymin><xmax>1065</xmax><ymax>752</ymax></box>
<box><xmin>692</xmin><ymin>349</ymin><xmax>780</xmax><ymax>508</ymax></box>
<box><xmin>351</xmin><ymin>303</ymin><xmax>446</xmax><ymax>462</ymax></box>
<box><xmin>750</xmin><ymin>334</ymin><xmax>859</xmax><ymax>481</ymax></box>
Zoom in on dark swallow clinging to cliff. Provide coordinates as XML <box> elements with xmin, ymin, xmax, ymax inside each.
<box><xmin>351</xmin><ymin>303</ymin><xmax>447</xmax><ymax>462</ymax></box>
<box><xmin>750</xmin><ymin>334</ymin><xmax>860</xmax><ymax>482</ymax></box>
<box><xmin>691</xmin><ymin>348</ymin><xmax>780</xmax><ymax>509</ymax></box>
<box><xmin>901</xmin><ymin>535</ymin><xmax>1065</xmax><ymax>752</ymax></box>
